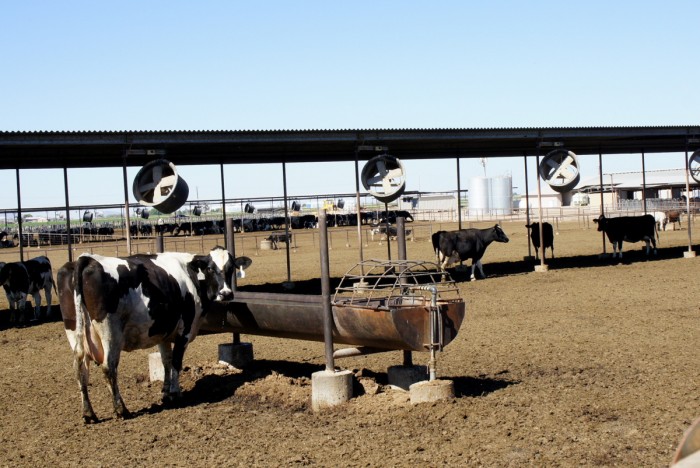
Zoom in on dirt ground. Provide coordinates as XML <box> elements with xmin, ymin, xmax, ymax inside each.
<box><xmin>0</xmin><ymin>219</ymin><xmax>698</xmax><ymax>467</ymax></box>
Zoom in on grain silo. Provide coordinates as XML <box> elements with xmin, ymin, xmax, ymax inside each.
<box><xmin>490</xmin><ymin>175</ymin><xmax>513</xmax><ymax>215</ymax></box>
<box><xmin>468</xmin><ymin>176</ymin><xmax>491</xmax><ymax>217</ymax></box>
<box><xmin>469</xmin><ymin>175</ymin><xmax>513</xmax><ymax>217</ymax></box>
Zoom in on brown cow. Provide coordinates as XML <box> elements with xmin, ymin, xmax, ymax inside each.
<box><xmin>664</xmin><ymin>210</ymin><xmax>682</xmax><ymax>231</ymax></box>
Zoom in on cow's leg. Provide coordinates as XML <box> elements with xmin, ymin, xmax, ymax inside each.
<box><xmin>74</xmin><ymin>355</ymin><xmax>98</xmax><ymax>423</ymax></box>
<box><xmin>164</xmin><ymin>335</ymin><xmax>189</xmax><ymax>403</ymax></box>
<box><xmin>613</xmin><ymin>241</ymin><xmax>622</xmax><ymax>258</ymax></box>
<box><xmin>44</xmin><ymin>283</ymin><xmax>52</xmax><ymax>318</ymax></box>
<box><xmin>158</xmin><ymin>342</ymin><xmax>175</xmax><ymax>402</ymax></box>
<box><xmin>645</xmin><ymin>237</ymin><xmax>657</xmax><ymax>256</ymax></box>
<box><xmin>475</xmin><ymin>260</ymin><xmax>486</xmax><ymax>280</ymax></box>
<box><xmin>8</xmin><ymin>299</ymin><xmax>16</xmax><ymax>324</ymax></box>
<box><xmin>99</xmin><ymin>327</ymin><xmax>130</xmax><ymax>419</ymax></box>
<box><xmin>17</xmin><ymin>293</ymin><xmax>28</xmax><ymax>323</ymax></box>
<box><xmin>438</xmin><ymin>252</ymin><xmax>449</xmax><ymax>275</ymax></box>
<box><xmin>31</xmin><ymin>291</ymin><xmax>42</xmax><ymax>321</ymax></box>
<box><xmin>100</xmin><ymin>360</ymin><xmax>130</xmax><ymax>419</ymax></box>
<box><xmin>469</xmin><ymin>262</ymin><xmax>477</xmax><ymax>281</ymax></box>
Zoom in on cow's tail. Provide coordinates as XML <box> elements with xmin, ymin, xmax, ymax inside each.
<box><xmin>655</xmin><ymin>221</ymin><xmax>660</xmax><ymax>246</ymax></box>
<box><xmin>73</xmin><ymin>261</ymin><xmax>105</xmax><ymax>365</ymax></box>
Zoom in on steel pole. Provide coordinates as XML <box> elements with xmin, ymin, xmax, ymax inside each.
<box><xmin>684</xmin><ymin>149</ymin><xmax>694</xmax><ymax>252</ymax></box>
<box><xmin>397</xmin><ymin>216</ymin><xmax>412</xmax><ymax>366</ymax></box>
<box><xmin>122</xmin><ymin>157</ymin><xmax>132</xmax><ymax>255</ymax></box>
<box><xmin>354</xmin><ymin>152</ymin><xmax>364</xmax><ymax>269</ymax></box>
<box><xmin>15</xmin><ymin>169</ymin><xmax>24</xmax><ymax>261</ymax></box>
<box><xmin>641</xmin><ymin>151</ymin><xmax>647</xmax><ymax>214</ymax></box>
<box><xmin>220</xmin><ymin>162</ymin><xmax>228</xmax><ymax>250</ymax></box>
<box><xmin>523</xmin><ymin>154</ymin><xmax>532</xmax><ymax>258</ymax></box>
<box><xmin>63</xmin><ymin>167</ymin><xmax>73</xmax><ymax>262</ymax></box>
<box><xmin>456</xmin><ymin>157</ymin><xmax>462</xmax><ymax>229</ymax></box>
<box><xmin>598</xmin><ymin>152</ymin><xmax>606</xmax><ymax>254</ymax></box>
<box><xmin>535</xmin><ymin>152</ymin><xmax>545</xmax><ymax>267</ymax></box>
<box><xmin>282</xmin><ymin>161</ymin><xmax>292</xmax><ymax>284</ymax></box>
<box><xmin>319</xmin><ymin>210</ymin><xmax>335</xmax><ymax>371</ymax></box>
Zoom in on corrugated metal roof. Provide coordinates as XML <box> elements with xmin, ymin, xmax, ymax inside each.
<box><xmin>1</xmin><ymin>126</ymin><xmax>699</xmax><ymax>170</ymax></box>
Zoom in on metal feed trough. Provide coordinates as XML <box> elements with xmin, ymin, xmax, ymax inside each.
<box><xmin>200</xmin><ymin>259</ymin><xmax>465</xmax><ymax>358</ymax></box>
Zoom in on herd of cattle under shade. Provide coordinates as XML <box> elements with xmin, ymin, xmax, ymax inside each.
<box><xmin>0</xmin><ymin>209</ymin><xmax>686</xmax><ymax>423</ymax></box>
<box><xmin>0</xmin><ymin>210</ymin><xmax>417</xmax><ymax>248</ymax></box>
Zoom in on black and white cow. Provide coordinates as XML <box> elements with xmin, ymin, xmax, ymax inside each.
<box><xmin>431</xmin><ymin>230</ymin><xmax>447</xmax><ymax>261</ymax></box>
<box><xmin>433</xmin><ymin>224</ymin><xmax>510</xmax><ymax>280</ymax></box>
<box><xmin>0</xmin><ymin>256</ymin><xmax>55</xmax><ymax>323</ymax></box>
<box><xmin>593</xmin><ymin>214</ymin><xmax>658</xmax><ymax>258</ymax></box>
<box><xmin>58</xmin><ymin>246</ymin><xmax>251</xmax><ymax>423</ymax></box>
<box><xmin>526</xmin><ymin>222</ymin><xmax>554</xmax><ymax>260</ymax></box>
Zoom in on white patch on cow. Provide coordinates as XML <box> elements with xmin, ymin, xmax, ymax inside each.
<box><xmin>209</xmin><ymin>248</ymin><xmax>230</xmax><ymax>273</ymax></box>
<box><xmin>80</xmin><ymin>253</ymin><xmax>129</xmax><ymax>281</ymax></box>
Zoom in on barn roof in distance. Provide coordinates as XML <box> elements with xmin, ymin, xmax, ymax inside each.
<box><xmin>1</xmin><ymin>126</ymin><xmax>699</xmax><ymax>170</ymax></box>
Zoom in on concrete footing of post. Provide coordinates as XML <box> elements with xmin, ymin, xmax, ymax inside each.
<box><xmin>311</xmin><ymin>369</ymin><xmax>353</xmax><ymax>412</ymax></box>
<box><xmin>387</xmin><ymin>365</ymin><xmax>428</xmax><ymax>391</ymax></box>
<box><xmin>534</xmin><ymin>264</ymin><xmax>549</xmax><ymax>273</ymax></box>
<box><xmin>149</xmin><ymin>352</ymin><xmax>164</xmax><ymax>382</ymax></box>
<box><xmin>683</xmin><ymin>250</ymin><xmax>697</xmax><ymax>259</ymax></box>
<box><xmin>218</xmin><ymin>342</ymin><xmax>254</xmax><ymax>368</ymax></box>
<box><xmin>409</xmin><ymin>379</ymin><xmax>455</xmax><ymax>404</ymax></box>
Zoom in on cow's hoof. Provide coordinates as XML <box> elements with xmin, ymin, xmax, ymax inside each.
<box><xmin>162</xmin><ymin>393</ymin><xmax>183</xmax><ymax>407</ymax></box>
<box><xmin>82</xmin><ymin>414</ymin><xmax>99</xmax><ymax>424</ymax></box>
<box><xmin>116</xmin><ymin>409</ymin><xmax>132</xmax><ymax>420</ymax></box>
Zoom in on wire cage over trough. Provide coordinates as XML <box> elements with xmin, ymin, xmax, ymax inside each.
<box><xmin>200</xmin><ymin>259</ymin><xmax>466</xmax><ymax>353</ymax></box>
<box><xmin>331</xmin><ymin>259</ymin><xmax>465</xmax><ymax>351</ymax></box>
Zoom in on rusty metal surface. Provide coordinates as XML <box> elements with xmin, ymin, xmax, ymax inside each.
<box><xmin>199</xmin><ymin>291</ymin><xmax>465</xmax><ymax>352</ymax></box>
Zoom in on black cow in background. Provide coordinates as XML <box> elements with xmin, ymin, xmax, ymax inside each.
<box><xmin>526</xmin><ymin>222</ymin><xmax>554</xmax><ymax>260</ymax></box>
<box><xmin>0</xmin><ymin>256</ymin><xmax>56</xmax><ymax>323</ymax></box>
<box><xmin>433</xmin><ymin>224</ymin><xmax>510</xmax><ymax>280</ymax></box>
<box><xmin>593</xmin><ymin>214</ymin><xmax>658</xmax><ymax>259</ymax></box>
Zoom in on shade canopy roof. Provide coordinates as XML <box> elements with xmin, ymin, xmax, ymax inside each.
<box><xmin>1</xmin><ymin>126</ymin><xmax>699</xmax><ymax>170</ymax></box>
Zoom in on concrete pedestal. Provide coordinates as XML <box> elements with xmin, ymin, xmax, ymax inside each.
<box><xmin>218</xmin><ymin>342</ymin><xmax>254</xmax><ymax>368</ymax></box>
<box><xmin>149</xmin><ymin>352</ymin><xmax>165</xmax><ymax>382</ymax></box>
<box><xmin>311</xmin><ymin>369</ymin><xmax>353</xmax><ymax>412</ymax></box>
<box><xmin>534</xmin><ymin>264</ymin><xmax>549</xmax><ymax>273</ymax></box>
<box><xmin>409</xmin><ymin>379</ymin><xmax>455</xmax><ymax>404</ymax></box>
<box><xmin>387</xmin><ymin>365</ymin><xmax>428</xmax><ymax>391</ymax></box>
<box><xmin>683</xmin><ymin>250</ymin><xmax>697</xmax><ymax>258</ymax></box>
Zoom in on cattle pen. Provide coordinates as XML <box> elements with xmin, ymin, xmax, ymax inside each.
<box><xmin>0</xmin><ymin>126</ymin><xmax>699</xmax><ymax>466</ymax></box>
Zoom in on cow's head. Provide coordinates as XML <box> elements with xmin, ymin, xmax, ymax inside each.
<box><xmin>192</xmin><ymin>246</ymin><xmax>250</xmax><ymax>302</ymax></box>
<box><xmin>593</xmin><ymin>215</ymin><xmax>607</xmax><ymax>231</ymax></box>
<box><xmin>493</xmin><ymin>224</ymin><xmax>510</xmax><ymax>243</ymax></box>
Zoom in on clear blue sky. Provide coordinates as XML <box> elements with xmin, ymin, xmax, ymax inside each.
<box><xmin>1</xmin><ymin>1</ymin><xmax>698</xmax><ymax>210</ymax></box>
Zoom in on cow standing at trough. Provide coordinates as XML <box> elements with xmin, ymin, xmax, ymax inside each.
<box><xmin>58</xmin><ymin>246</ymin><xmax>251</xmax><ymax>423</ymax></box>
<box><xmin>593</xmin><ymin>214</ymin><xmax>658</xmax><ymax>259</ymax></box>
<box><xmin>0</xmin><ymin>256</ymin><xmax>55</xmax><ymax>323</ymax></box>
<box><xmin>433</xmin><ymin>225</ymin><xmax>510</xmax><ymax>280</ymax></box>
<box><xmin>526</xmin><ymin>222</ymin><xmax>554</xmax><ymax>260</ymax></box>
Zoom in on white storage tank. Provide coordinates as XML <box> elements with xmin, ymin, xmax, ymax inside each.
<box><xmin>491</xmin><ymin>176</ymin><xmax>513</xmax><ymax>216</ymax></box>
<box><xmin>469</xmin><ymin>176</ymin><xmax>491</xmax><ymax>217</ymax></box>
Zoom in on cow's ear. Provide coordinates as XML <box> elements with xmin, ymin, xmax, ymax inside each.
<box><xmin>189</xmin><ymin>256</ymin><xmax>209</xmax><ymax>272</ymax></box>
